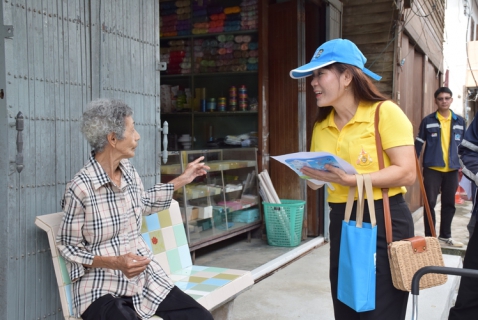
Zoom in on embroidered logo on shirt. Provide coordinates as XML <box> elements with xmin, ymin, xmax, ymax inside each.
<box><xmin>356</xmin><ymin>148</ymin><xmax>373</xmax><ymax>166</ymax></box>
<box><xmin>455</xmin><ymin>133</ymin><xmax>461</xmax><ymax>140</ymax></box>
<box><xmin>431</xmin><ymin>133</ymin><xmax>438</xmax><ymax>137</ymax></box>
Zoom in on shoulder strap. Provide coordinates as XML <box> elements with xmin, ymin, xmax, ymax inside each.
<box><xmin>374</xmin><ymin>102</ymin><xmax>392</xmax><ymax>244</ymax></box>
<box><xmin>374</xmin><ymin>102</ymin><xmax>436</xmax><ymax>245</ymax></box>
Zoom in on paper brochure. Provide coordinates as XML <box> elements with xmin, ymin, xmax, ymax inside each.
<box><xmin>271</xmin><ymin>152</ymin><xmax>357</xmax><ymax>189</ymax></box>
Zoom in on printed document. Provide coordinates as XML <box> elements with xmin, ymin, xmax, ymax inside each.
<box><xmin>271</xmin><ymin>152</ymin><xmax>357</xmax><ymax>189</ymax></box>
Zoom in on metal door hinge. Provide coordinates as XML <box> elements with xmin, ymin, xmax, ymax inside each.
<box><xmin>15</xmin><ymin>112</ymin><xmax>24</xmax><ymax>173</ymax></box>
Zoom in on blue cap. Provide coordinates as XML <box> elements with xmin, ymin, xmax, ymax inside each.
<box><xmin>290</xmin><ymin>39</ymin><xmax>382</xmax><ymax>81</ymax></box>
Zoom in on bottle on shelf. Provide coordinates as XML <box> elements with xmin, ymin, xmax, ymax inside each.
<box><xmin>207</xmin><ymin>98</ymin><xmax>217</xmax><ymax>112</ymax></box>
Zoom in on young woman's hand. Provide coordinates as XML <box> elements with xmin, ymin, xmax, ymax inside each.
<box><xmin>300</xmin><ymin>165</ymin><xmax>356</xmax><ymax>187</ymax></box>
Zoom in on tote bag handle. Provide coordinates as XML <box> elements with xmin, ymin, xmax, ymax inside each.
<box><xmin>344</xmin><ymin>174</ymin><xmax>376</xmax><ymax>228</ymax></box>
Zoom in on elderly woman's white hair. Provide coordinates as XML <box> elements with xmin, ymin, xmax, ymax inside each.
<box><xmin>81</xmin><ymin>98</ymin><xmax>133</xmax><ymax>152</ymax></box>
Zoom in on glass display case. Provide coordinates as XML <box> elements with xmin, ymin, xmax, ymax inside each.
<box><xmin>160</xmin><ymin>148</ymin><xmax>260</xmax><ymax>254</ymax></box>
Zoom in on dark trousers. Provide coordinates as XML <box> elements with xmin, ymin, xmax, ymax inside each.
<box><xmin>423</xmin><ymin>167</ymin><xmax>459</xmax><ymax>238</ymax></box>
<box><xmin>448</xmin><ymin>225</ymin><xmax>478</xmax><ymax>319</ymax></box>
<box><xmin>81</xmin><ymin>286</ymin><xmax>213</xmax><ymax>320</ymax></box>
<box><xmin>329</xmin><ymin>194</ymin><xmax>414</xmax><ymax>320</ymax></box>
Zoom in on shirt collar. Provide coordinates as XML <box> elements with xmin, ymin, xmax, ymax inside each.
<box><xmin>86</xmin><ymin>151</ymin><xmax>135</xmax><ymax>190</ymax></box>
<box><xmin>318</xmin><ymin>100</ymin><xmax>376</xmax><ymax>130</ymax></box>
<box><xmin>435</xmin><ymin>110</ymin><xmax>457</xmax><ymax>121</ymax></box>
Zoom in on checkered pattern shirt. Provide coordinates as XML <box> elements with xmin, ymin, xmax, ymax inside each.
<box><xmin>56</xmin><ymin>154</ymin><xmax>175</xmax><ymax>318</ymax></box>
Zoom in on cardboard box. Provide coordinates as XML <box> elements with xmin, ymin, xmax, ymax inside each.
<box><xmin>198</xmin><ymin>205</ymin><xmax>213</xmax><ymax>219</ymax></box>
<box><xmin>180</xmin><ymin>206</ymin><xmax>199</xmax><ymax>221</ymax></box>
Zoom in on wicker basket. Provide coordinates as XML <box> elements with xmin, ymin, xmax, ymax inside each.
<box><xmin>388</xmin><ymin>236</ymin><xmax>447</xmax><ymax>291</ymax></box>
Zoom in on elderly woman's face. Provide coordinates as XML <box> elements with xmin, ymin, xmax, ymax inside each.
<box><xmin>116</xmin><ymin>116</ymin><xmax>140</xmax><ymax>159</ymax></box>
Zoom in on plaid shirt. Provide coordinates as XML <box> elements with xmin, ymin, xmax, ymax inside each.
<box><xmin>56</xmin><ymin>154</ymin><xmax>175</xmax><ymax>318</ymax></box>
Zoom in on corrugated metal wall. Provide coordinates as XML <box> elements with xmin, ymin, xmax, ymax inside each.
<box><xmin>0</xmin><ymin>0</ymin><xmax>160</xmax><ymax>318</ymax></box>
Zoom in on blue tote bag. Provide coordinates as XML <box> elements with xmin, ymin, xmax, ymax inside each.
<box><xmin>337</xmin><ymin>174</ymin><xmax>377</xmax><ymax>312</ymax></box>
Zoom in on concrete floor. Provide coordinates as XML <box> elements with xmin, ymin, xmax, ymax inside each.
<box><xmin>194</xmin><ymin>197</ymin><xmax>473</xmax><ymax>320</ymax></box>
<box><xmin>414</xmin><ymin>196</ymin><xmax>472</xmax><ymax>256</ymax></box>
<box><xmin>232</xmin><ymin>243</ymin><xmax>333</xmax><ymax>320</ymax></box>
<box><xmin>194</xmin><ymin>232</ymin><xmax>318</xmax><ymax>271</ymax></box>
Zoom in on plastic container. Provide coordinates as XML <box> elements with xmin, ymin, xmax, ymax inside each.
<box><xmin>176</xmin><ymin>90</ymin><xmax>186</xmax><ymax>111</ymax></box>
<box><xmin>232</xmin><ymin>208</ymin><xmax>260</xmax><ymax>223</ymax></box>
<box><xmin>263</xmin><ymin>199</ymin><xmax>305</xmax><ymax>247</ymax></box>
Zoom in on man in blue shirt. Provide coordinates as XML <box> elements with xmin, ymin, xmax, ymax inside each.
<box><xmin>415</xmin><ymin>87</ymin><xmax>465</xmax><ymax>247</ymax></box>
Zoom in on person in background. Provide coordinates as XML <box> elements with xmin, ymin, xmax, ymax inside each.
<box><xmin>290</xmin><ymin>38</ymin><xmax>416</xmax><ymax>320</ymax></box>
<box><xmin>415</xmin><ymin>87</ymin><xmax>465</xmax><ymax>247</ymax></box>
<box><xmin>448</xmin><ymin>112</ymin><xmax>478</xmax><ymax>319</ymax></box>
<box><xmin>469</xmin><ymin>182</ymin><xmax>477</xmax><ymax>238</ymax></box>
<box><xmin>56</xmin><ymin>98</ymin><xmax>213</xmax><ymax>320</ymax></box>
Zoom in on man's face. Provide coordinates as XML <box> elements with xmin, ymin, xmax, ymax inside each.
<box><xmin>435</xmin><ymin>92</ymin><xmax>453</xmax><ymax>112</ymax></box>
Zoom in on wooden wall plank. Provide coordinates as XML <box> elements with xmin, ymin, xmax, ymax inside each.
<box><xmin>268</xmin><ymin>0</ymin><xmax>301</xmax><ymax>200</ymax></box>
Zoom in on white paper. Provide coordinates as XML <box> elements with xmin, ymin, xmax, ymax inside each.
<box><xmin>271</xmin><ymin>152</ymin><xmax>357</xmax><ymax>190</ymax></box>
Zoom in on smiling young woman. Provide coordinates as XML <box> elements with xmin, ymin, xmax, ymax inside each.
<box><xmin>290</xmin><ymin>39</ymin><xmax>416</xmax><ymax>320</ymax></box>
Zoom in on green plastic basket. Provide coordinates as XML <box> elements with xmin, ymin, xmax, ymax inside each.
<box><xmin>263</xmin><ymin>199</ymin><xmax>306</xmax><ymax>247</ymax></box>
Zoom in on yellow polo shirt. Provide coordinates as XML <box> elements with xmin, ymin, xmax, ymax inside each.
<box><xmin>429</xmin><ymin>112</ymin><xmax>452</xmax><ymax>172</ymax></box>
<box><xmin>310</xmin><ymin>100</ymin><xmax>414</xmax><ymax>203</ymax></box>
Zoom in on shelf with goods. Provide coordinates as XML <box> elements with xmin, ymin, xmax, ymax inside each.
<box><xmin>160</xmin><ymin>148</ymin><xmax>260</xmax><ymax>251</ymax></box>
<box><xmin>159</xmin><ymin>0</ymin><xmax>259</xmax><ymax>151</ymax></box>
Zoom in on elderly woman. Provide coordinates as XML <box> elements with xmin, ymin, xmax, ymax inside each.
<box><xmin>56</xmin><ymin>99</ymin><xmax>213</xmax><ymax>320</ymax></box>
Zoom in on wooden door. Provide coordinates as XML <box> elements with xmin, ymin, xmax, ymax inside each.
<box><xmin>267</xmin><ymin>0</ymin><xmax>326</xmax><ymax>237</ymax></box>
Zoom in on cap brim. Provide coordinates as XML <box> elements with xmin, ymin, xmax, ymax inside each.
<box><xmin>363</xmin><ymin>68</ymin><xmax>382</xmax><ymax>81</ymax></box>
<box><xmin>289</xmin><ymin>61</ymin><xmax>336</xmax><ymax>79</ymax></box>
<box><xmin>290</xmin><ymin>61</ymin><xmax>382</xmax><ymax>81</ymax></box>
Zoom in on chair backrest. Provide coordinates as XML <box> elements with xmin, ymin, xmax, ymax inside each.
<box><xmin>140</xmin><ymin>200</ymin><xmax>193</xmax><ymax>274</ymax></box>
<box><xmin>35</xmin><ymin>199</ymin><xmax>187</xmax><ymax>319</ymax></box>
<box><xmin>35</xmin><ymin>212</ymin><xmax>76</xmax><ymax>319</ymax></box>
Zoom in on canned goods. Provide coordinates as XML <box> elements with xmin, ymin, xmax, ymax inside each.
<box><xmin>218</xmin><ymin>97</ymin><xmax>226</xmax><ymax>111</ymax></box>
<box><xmin>229</xmin><ymin>86</ymin><xmax>237</xmax><ymax>97</ymax></box>
<box><xmin>239</xmin><ymin>101</ymin><xmax>247</xmax><ymax>111</ymax></box>
<box><xmin>238</xmin><ymin>85</ymin><xmax>248</xmax><ymax>111</ymax></box>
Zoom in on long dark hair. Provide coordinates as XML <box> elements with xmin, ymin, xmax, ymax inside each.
<box><xmin>314</xmin><ymin>63</ymin><xmax>387</xmax><ymax>123</ymax></box>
